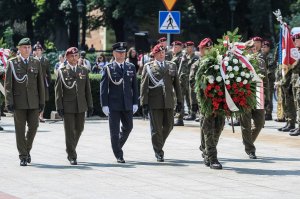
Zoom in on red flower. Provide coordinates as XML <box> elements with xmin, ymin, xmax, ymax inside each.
<box><xmin>233</xmin><ymin>97</ymin><xmax>239</xmax><ymax>102</ymax></box>
<box><xmin>207</xmin><ymin>84</ymin><xmax>212</xmax><ymax>91</ymax></box>
<box><xmin>234</xmin><ymin>89</ymin><xmax>239</xmax><ymax>94</ymax></box>
<box><xmin>245</xmin><ymin>84</ymin><xmax>251</xmax><ymax>90</ymax></box>
<box><xmin>215</xmin><ymin>85</ymin><xmax>221</xmax><ymax>90</ymax></box>
<box><xmin>226</xmin><ymin>84</ymin><xmax>231</xmax><ymax>90</ymax></box>
<box><xmin>239</xmin><ymin>82</ymin><xmax>244</xmax><ymax>87</ymax></box>
<box><xmin>223</xmin><ymin>104</ymin><xmax>228</xmax><ymax>110</ymax></box>
<box><xmin>239</xmin><ymin>91</ymin><xmax>245</xmax><ymax>96</ymax></box>
<box><xmin>218</xmin><ymin>91</ymin><xmax>224</xmax><ymax>96</ymax></box>
<box><xmin>233</xmin><ymin>82</ymin><xmax>237</xmax><ymax>89</ymax></box>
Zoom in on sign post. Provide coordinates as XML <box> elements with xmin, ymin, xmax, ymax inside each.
<box><xmin>160</xmin><ymin>0</ymin><xmax>178</xmax><ymax>46</ymax></box>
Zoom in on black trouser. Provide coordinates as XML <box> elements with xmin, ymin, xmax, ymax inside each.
<box><xmin>109</xmin><ymin>110</ymin><xmax>133</xmax><ymax>159</ymax></box>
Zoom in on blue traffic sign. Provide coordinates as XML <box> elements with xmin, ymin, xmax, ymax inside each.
<box><xmin>159</xmin><ymin>11</ymin><xmax>181</xmax><ymax>34</ymax></box>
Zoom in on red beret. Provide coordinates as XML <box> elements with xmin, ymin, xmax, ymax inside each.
<box><xmin>262</xmin><ymin>40</ymin><xmax>271</xmax><ymax>47</ymax></box>
<box><xmin>172</xmin><ymin>40</ymin><xmax>183</xmax><ymax>46</ymax></box>
<box><xmin>185</xmin><ymin>41</ymin><xmax>195</xmax><ymax>46</ymax></box>
<box><xmin>252</xmin><ymin>36</ymin><xmax>263</xmax><ymax>42</ymax></box>
<box><xmin>157</xmin><ymin>37</ymin><xmax>167</xmax><ymax>43</ymax></box>
<box><xmin>152</xmin><ymin>44</ymin><xmax>165</xmax><ymax>54</ymax></box>
<box><xmin>293</xmin><ymin>33</ymin><xmax>300</xmax><ymax>40</ymax></box>
<box><xmin>198</xmin><ymin>38</ymin><xmax>213</xmax><ymax>48</ymax></box>
<box><xmin>65</xmin><ymin>47</ymin><xmax>79</xmax><ymax>56</ymax></box>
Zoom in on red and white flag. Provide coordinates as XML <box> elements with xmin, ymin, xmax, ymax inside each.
<box><xmin>281</xmin><ymin>23</ymin><xmax>299</xmax><ymax>66</ymax></box>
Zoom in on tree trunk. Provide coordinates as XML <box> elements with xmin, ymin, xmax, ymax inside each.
<box><xmin>111</xmin><ymin>18</ymin><xmax>125</xmax><ymax>42</ymax></box>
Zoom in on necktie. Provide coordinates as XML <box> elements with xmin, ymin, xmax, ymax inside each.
<box><xmin>160</xmin><ymin>62</ymin><xmax>164</xmax><ymax>68</ymax></box>
<box><xmin>120</xmin><ymin>64</ymin><xmax>123</xmax><ymax>73</ymax></box>
<box><xmin>24</xmin><ymin>59</ymin><xmax>28</xmax><ymax>64</ymax></box>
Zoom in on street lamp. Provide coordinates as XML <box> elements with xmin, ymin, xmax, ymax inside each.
<box><xmin>76</xmin><ymin>0</ymin><xmax>84</xmax><ymax>49</ymax></box>
<box><xmin>228</xmin><ymin>0</ymin><xmax>238</xmax><ymax>31</ymax></box>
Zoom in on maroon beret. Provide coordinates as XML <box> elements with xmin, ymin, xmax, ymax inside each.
<box><xmin>185</xmin><ymin>41</ymin><xmax>195</xmax><ymax>47</ymax></box>
<box><xmin>252</xmin><ymin>36</ymin><xmax>263</xmax><ymax>42</ymax></box>
<box><xmin>172</xmin><ymin>40</ymin><xmax>183</xmax><ymax>46</ymax></box>
<box><xmin>262</xmin><ymin>40</ymin><xmax>271</xmax><ymax>47</ymax></box>
<box><xmin>152</xmin><ymin>44</ymin><xmax>165</xmax><ymax>54</ymax></box>
<box><xmin>157</xmin><ymin>37</ymin><xmax>167</xmax><ymax>43</ymax></box>
<box><xmin>198</xmin><ymin>38</ymin><xmax>213</xmax><ymax>48</ymax></box>
<box><xmin>65</xmin><ymin>47</ymin><xmax>79</xmax><ymax>56</ymax></box>
<box><xmin>293</xmin><ymin>33</ymin><xmax>300</xmax><ymax>40</ymax></box>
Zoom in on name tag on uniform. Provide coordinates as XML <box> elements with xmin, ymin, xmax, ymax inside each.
<box><xmin>127</xmin><ymin>70</ymin><xmax>134</xmax><ymax>76</ymax></box>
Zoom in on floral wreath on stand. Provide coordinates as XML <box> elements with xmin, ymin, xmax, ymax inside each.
<box><xmin>195</xmin><ymin>29</ymin><xmax>265</xmax><ymax>132</ymax></box>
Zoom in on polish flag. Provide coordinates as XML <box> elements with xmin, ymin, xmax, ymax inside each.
<box><xmin>280</xmin><ymin>23</ymin><xmax>299</xmax><ymax>66</ymax></box>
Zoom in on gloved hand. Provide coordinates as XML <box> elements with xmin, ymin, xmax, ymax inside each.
<box><xmin>7</xmin><ymin>105</ymin><xmax>14</xmax><ymax>112</ymax></box>
<box><xmin>102</xmin><ymin>106</ymin><xmax>109</xmax><ymax>116</ymax></box>
<box><xmin>143</xmin><ymin>104</ymin><xmax>149</xmax><ymax>116</ymax></box>
<box><xmin>133</xmin><ymin>104</ymin><xmax>138</xmax><ymax>114</ymax></box>
<box><xmin>87</xmin><ymin>107</ymin><xmax>94</xmax><ymax>117</ymax></box>
<box><xmin>175</xmin><ymin>102</ymin><xmax>182</xmax><ymax>113</ymax></box>
<box><xmin>39</xmin><ymin>104</ymin><xmax>45</xmax><ymax>113</ymax></box>
<box><xmin>57</xmin><ymin>109</ymin><xmax>64</xmax><ymax>117</ymax></box>
<box><xmin>191</xmin><ymin>104</ymin><xmax>199</xmax><ymax>112</ymax></box>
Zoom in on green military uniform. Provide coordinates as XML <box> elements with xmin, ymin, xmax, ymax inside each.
<box><xmin>171</xmin><ymin>51</ymin><xmax>189</xmax><ymax>125</ymax></box>
<box><xmin>55</xmin><ymin>62</ymin><xmax>93</xmax><ymax>162</ymax></box>
<box><xmin>185</xmin><ymin>52</ymin><xmax>199</xmax><ymax>120</ymax></box>
<box><xmin>5</xmin><ymin>53</ymin><xmax>45</xmax><ymax>162</ymax></box>
<box><xmin>140</xmin><ymin>60</ymin><xmax>182</xmax><ymax>160</ymax></box>
<box><xmin>240</xmin><ymin>52</ymin><xmax>270</xmax><ymax>158</ymax></box>
<box><xmin>265</xmin><ymin>51</ymin><xmax>276</xmax><ymax>119</ymax></box>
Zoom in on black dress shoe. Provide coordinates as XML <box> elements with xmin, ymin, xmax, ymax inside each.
<box><xmin>0</xmin><ymin>126</ymin><xmax>3</xmax><ymax>131</ymax></box>
<box><xmin>27</xmin><ymin>154</ymin><xmax>31</xmax><ymax>163</ymax></box>
<box><xmin>174</xmin><ymin>119</ymin><xmax>184</xmax><ymax>126</ymax></box>
<box><xmin>229</xmin><ymin>120</ymin><xmax>240</xmax><ymax>126</ymax></box>
<box><xmin>204</xmin><ymin>156</ymin><xmax>210</xmax><ymax>167</ymax></box>
<box><xmin>289</xmin><ymin>129</ymin><xmax>300</xmax><ymax>136</ymax></box>
<box><xmin>265</xmin><ymin>114</ymin><xmax>272</xmax><ymax>121</ymax></box>
<box><xmin>249</xmin><ymin>152</ymin><xmax>257</xmax><ymax>159</ymax></box>
<box><xmin>69</xmin><ymin>159</ymin><xmax>77</xmax><ymax>165</ymax></box>
<box><xmin>156</xmin><ymin>155</ymin><xmax>164</xmax><ymax>162</ymax></box>
<box><xmin>282</xmin><ymin>124</ymin><xmax>296</xmax><ymax>132</ymax></box>
<box><xmin>209</xmin><ymin>160</ymin><xmax>222</xmax><ymax>169</ymax></box>
<box><xmin>20</xmin><ymin>158</ymin><xmax>27</xmax><ymax>166</ymax></box>
<box><xmin>278</xmin><ymin>123</ymin><xmax>289</xmax><ymax>131</ymax></box>
<box><xmin>195</xmin><ymin>118</ymin><xmax>200</xmax><ymax>122</ymax></box>
<box><xmin>184</xmin><ymin>114</ymin><xmax>196</xmax><ymax>121</ymax></box>
<box><xmin>117</xmin><ymin>157</ymin><xmax>125</xmax><ymax>163</ymax></box>
<box><xmin>289</xmin><ymin>127</ymin><xmax>298</xmax><ymax>132</ymax></box>
<box><xmin>275</xmin><ymin>118</ymin><xmax>286</xmax><ymax>122</ymax></box>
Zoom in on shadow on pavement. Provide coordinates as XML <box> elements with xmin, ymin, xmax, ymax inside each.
<box><xmin>127</xmin><ymin>159</ymin><xmax>202</xmax><ymax>167</ymax></box>
<box><xmin>224</xmin><ymin>167</ymin><xmax>300</xmax><ymax>176</ymax></box>
<box><xmin>30</xmin><ymin>163</ymin><xmax>93</xmax><ymax>170</ymax></box>
<box><xmin>220</xmin><ymin>156</ymin><xmax>300</xmax><ymax>164</ymax></box>
<box><xmin>79</xmin><ymin>162</ymin><xmax>136</xmax><ymax>168</ymax></box>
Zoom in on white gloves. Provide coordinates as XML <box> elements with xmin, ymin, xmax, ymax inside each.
<box><xmin>102</xmin><ymin>106</ymin><xmax>110</xmax><ymax>116</ymax></box>
<box><xmin>133</xmin><ymin>104</ymin><xmax>138</xmax><ymax>114</ymax></box>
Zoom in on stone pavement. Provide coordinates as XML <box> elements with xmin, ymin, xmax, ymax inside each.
<box><xmin>0</xmin><ymin>115</ymin><xmax>299</xmax><ymax>199</ymax></box>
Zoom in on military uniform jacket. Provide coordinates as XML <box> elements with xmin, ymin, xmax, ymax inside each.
<box><xmin>171</xmin><ymin>51</ymin><xmax>189</xmax><ymax>83</ymax></box>
<box><xmin>100</xmin><ymin>61</ymin><xmax>138</xmax><ymax>111</ymax></box>
<box><xmin>55</xmin><ymin>63</ymin><xmax>93</xmax><ymax>113</ymax></box>
<box><xmin>140</xmin><ymin>60</ymin><xmax>182</xmax><ymax>109</ymax></box>
<box><xmin>5</xmin><ymin>55</ymin><xmax>45</xmax><ymax>109</ymax></box>
<box><xmin>257</xmin><ymin>52</ymin><xmax>270</xmax><ymax>102</ymax></box>
<box><xmin>37</xmin><ymin>56</ymin><xmax>51</xmax><ymax>101</ymax></box>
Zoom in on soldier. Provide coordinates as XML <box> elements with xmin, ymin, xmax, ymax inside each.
<box><xmin>290</xmin><ymin>33</ymin><xmax>300</xmax><ymax>136</ymax></box>
<box><xmin>183</xmin><ymin>41</ymin><xmax>199</xmax><ymax>121</ymax></box>
<box><xmin>55</xmin><ymin>47</ymin><xmax>93</xmax><ymax>165</ymax></box>
<box><xmin>5</xmin><ymin>38</ymin><xmax>45</xmax><ymax>166</ymax></box>
<box><xmin>100</xmin><ymin>42</ymin><xmax>138</xmax><ymax>163</ymax></box>
<box><xmin>140</xmin><ymin>43</ymin><xmax>182</xmax><ymax>162</ymax></box>
<box><xmin>79</xmin><ymin>51</ymin><xmax>92</xmax><ymax>72</ymax></box>
<box><xmin>33</xmin><ymin>42</ymin><xmax>51</xmax><ymax>123</ymax></box>
<box><xmin>239</xmin><ymin>38</ymin><xmax>270</xmax><ymax>159</ymax></box>
<box><xmin>157</xmin><ymin>37</ymin><xmax>172</xmax><ymax>61</ymax></box>
<box><xmin>170</xmin><ymin>41</ymin><xmax>189</xmax><ymax>126</ymax></box>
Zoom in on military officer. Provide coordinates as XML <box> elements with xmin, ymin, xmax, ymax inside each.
<box><xmin>5</xmin><ymin>38</ymin><xmax>45</xmax><ymax>166</ymax></box>
<box><xmin>171</xmin><ymin>41</ymin><xmax>189</xmax><ymax>126</ymax></box>
<box><xmin>262</xmin><ymin>40</ymin><xmax>276</xmax><ymax>121</ymax></box>
<box><xmin>183</xmin><ymin>41</ymin><xmax>199</xmax><ymax>121</ymax></box>
<box><xmin>55</xmin><ymin>47</ymin><xmax>93</xmax><ymax>165</ymax></box>
<box><xmin>33</xmin><ymin>42</ymin><xmax>51</xmax><ymax>123</ymax></box>
<box><xmin>239</xmin><ymin>37</ymin><xmax>270</xmax><ymax>159</ymax></box>
<box><xmin>290</xmin><ymin>33</ymin><xmax>300</xmax><ymax>136</ymax></box>
<box><xmin>140</xmin><ymin>43</ymin><xmax>182</xmax><ymax>162</ymax></box>
<box><xmin>100</xmin><ymin>42</ymin><xmax>138</xmax><ymax>163</ymax></box>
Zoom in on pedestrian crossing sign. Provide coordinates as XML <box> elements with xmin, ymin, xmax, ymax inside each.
<box><xmin>159</xmin><ymin>11</ymin><xmax>180</xmax><ymax>34</ymax></box>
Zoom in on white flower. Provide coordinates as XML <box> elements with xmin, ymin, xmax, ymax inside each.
<box><xmin>250</xmin><ymin>72</ymin><xmax>254</xmax><ymax>77</ymax></box>
<box><xmin>233</xmin><ymin>59</ymin><xmax>238</xmax><ymax>64</ymax></box>
<box><xmin>208</xmin><ymin>79</ymin><xmax>214</xmax><ymax>84</ymax></box>
<box><xmin>224</xmin><ymin>61</ymin><xmax>229</xmax><ymax>66</ymax></box>
<box><xmin>225</xmin><ymin>74</ymin><xmax>229</xmax><ymax>79</ymax></box>
<box><xmin>233</xmin><ymin>66</ymin><xmax>239</xmax><ymax>72</ymax></box>
<box><xmin>229</xmin><ymin>73</ymin><xmax>234</xmax><ymax>78</ymax></box>
<box><xmin>225</xmin><ymin>80</ymin><xmax>230</xmax><ymax>85</ymax></box>
<box><xmin>241</xmin><ymin>71</ymin><xmax>245</xmax><ymax>76</ymax></box>
<box><xmin>216</xmin><ymin>76</ymin><xmax>222</xmax><ymax>82</ymax></box>
<box><xmin>243</xmin><ymin>80</ymin><xmax>248</xmax><ymax>84</ymax></box>
<box><xmin>227</xmin><ymin>65</ymin><xmax>232</xmax><ymax>71</ymax></box>
<box><xmin>214</xmin><ymin>65</ymin><xmax>220</xmax><ymax>70</ymax></box>
<box><xmin>245</xmin><ymin>73</ymin><xmax>250</xmax><ymax>78</ymax></box>
<box><xmin>236</xmin><ymin>77</ymin><xmax>242</xmax><ymax>82</ymax></box>
<box><xmin>224</xmin><ymin>56</ymin><xmax>229</xmax><ymax>61</ymax></box>
<box><xmin>242</xmin><ymin>63</ymin><xmax>247</xmax><ymax>68</ymax></box>
<box><xmin>208</xmin><ymin>75</ymin><xmax>214</xmax><ymax>84</ymax></box>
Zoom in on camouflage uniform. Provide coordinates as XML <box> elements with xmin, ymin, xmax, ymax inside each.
<box><xmin>265</xmin><ymin>52</ymin><xmax>276</xmax><ymax>119</ymax></box>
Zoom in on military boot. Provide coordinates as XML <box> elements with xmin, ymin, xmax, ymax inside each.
<box><xmin>228</xmin><ymin>119</ymin><xmax>240</xmax><ymax>126</ymax></box>
<box><xmin>265</xmin><ymin>114</ymin><xmax>273</xmax><ymax>121</ymax></box>
<box><xmin>209</xmin><ymin>159</ymin><xmax>222</xmax><ymax>169</ymax></box>
<box><xmin>278</xmin><ymin>122</ymin><xmax>289</xmax><ymax>131</ymax></box>
<box><xmin>204</xmin><ymin>156</ymin><xmax>210</xmax><ymax>167</ymax></box>
<box><xmin>289</xmin><ymin>128</ymin><xmax>300</xmax><ymax>136</ymax></box>
<box><xmin>289</xmin><ymin>127</ymin><xmax>298</xmax><ymax>132</ymax></box>
<box><xmin>184</xmin><ymin>113</ymin><xmax>196</xmax><ymax>121</ymax></box>
<box><xmin>282</xmin><ymin>123</ymin><xmax>295</xmax><ymax>132</ymax></box>
<box><xmin>174</xmin><ymin>119</ymin><xmax>184</xmax><ymax>126</ymax></box>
